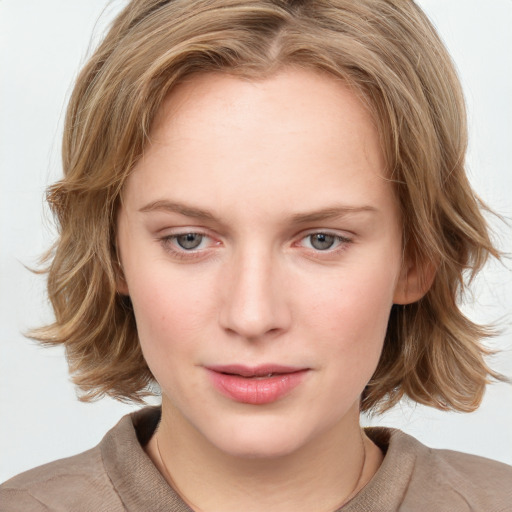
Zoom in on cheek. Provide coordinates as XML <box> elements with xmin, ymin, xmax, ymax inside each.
<box><xmin>127</xmin><ymin>265</ymin><xmax>216</xmax><ymax>363</ymax></box>
<box><xmin>301</xmin><ymin>260</ymin><xmax>398</xmax><ymax>363</ymax></box>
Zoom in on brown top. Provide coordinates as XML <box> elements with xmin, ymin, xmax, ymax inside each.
<box><xmin>1</xmin><ymin>407</ymin><xmax>511</xmax><ymax>512</ymax></box>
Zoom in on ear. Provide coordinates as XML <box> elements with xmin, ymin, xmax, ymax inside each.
<box><xmin>116</xmin><ymin>272</ymin><xmax>130</xmax><ymax>296</ymax></box>
<box><xmin>393</xmin><ymin>256</ymin><xmax>436</xmax><ymax>305</ymax></box>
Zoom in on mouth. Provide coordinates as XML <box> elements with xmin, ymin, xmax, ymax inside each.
<box><xmin>205</xmin><ymin>364</ymin><xmax>309</xmax><ymax>405</ymax></box>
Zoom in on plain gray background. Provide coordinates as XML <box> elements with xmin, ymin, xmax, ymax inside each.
<box><xmin>1</xmin><ymin>0</ymin><xmax>511</xmax><ymax>482</ymax></box>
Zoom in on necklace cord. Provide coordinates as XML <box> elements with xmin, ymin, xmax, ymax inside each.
<box><xmin>336</xmin><ymin>429</ymin><xmax>367</xmax><ymax>509</ymax></box>
<box><xmin>155</xmin><ymin>430</ymin><xmax>367</xmax><ymax>512</ymax></box>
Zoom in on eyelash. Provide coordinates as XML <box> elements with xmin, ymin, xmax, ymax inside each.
<box><xmin>159</xmin><ymin>230</ymin><xmax>353</xmax><ymax>260</ymax></box>
<box><xmin>160</xmin><ymin>231</ymin><xmax>216</xmax><ymax>261</ymax></box>
<box><xmin>296</xmin><ymin>232</ymin><xmax>352</xmax><ymax>253</ymax></box>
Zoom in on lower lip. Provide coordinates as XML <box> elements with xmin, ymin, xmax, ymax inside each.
<box><xmin>207</xmin><ymin>369</ymin><xmax>308</xmax><ymax>405</ymax></box>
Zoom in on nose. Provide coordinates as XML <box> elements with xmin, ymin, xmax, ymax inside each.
<box><xmin>218</xmin><ymin>246</ymin><xmax>291</xmax><ymax>341</ymax></box>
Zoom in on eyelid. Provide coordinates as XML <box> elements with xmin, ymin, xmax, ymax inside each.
<box><xmin>158</xmin><ymin>228</ymin><xmax>222</xmax><ymax>259</ymax></box>
<box><xmin>297</xmin><ymin>228</ymin><xmax>353</xmax><ymax>240</ymax></box>
<box><xmin>157</xmin><ymin>227</ymin><xmax>354</xmax><ymax>260</ymax></box>
<box><xmin>294</xmin><ymin>229</ymin><xmax>354</xmax><ymax>252</ymax></box>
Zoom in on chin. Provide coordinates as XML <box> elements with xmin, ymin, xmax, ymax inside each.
<box><xmin>202</xmin><ymin>417</ymin><xmax>315</xmax><ymax>460</ymax></box>
<box><xmin>217</xmin><ymin>435</ymin><xmax>303</xmax><ymax>460</ymax></box>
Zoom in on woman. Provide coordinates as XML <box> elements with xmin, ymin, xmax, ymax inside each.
<box><xmin>1</xmin><ymin>1</ymin><xmax>511</xmax><ymax>510</ymax></box>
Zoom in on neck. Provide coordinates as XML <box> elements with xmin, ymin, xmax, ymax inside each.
<box><xmin>146</xmin><ymin>399</ymin><xmax>383</xmax><ymax>512</ymax></box>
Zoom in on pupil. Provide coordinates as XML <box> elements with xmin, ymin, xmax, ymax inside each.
<box><xmin>311</xmin><ymin>233</ymin><xmax>335</xmax><ymax>250</ymax></box>
<box><xmin>177</xmin><ymin>233</ymin><xmax>202</xmax><ymax>249</ymax></box>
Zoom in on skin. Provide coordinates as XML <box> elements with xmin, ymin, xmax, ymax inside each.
<box><xmin>117</xmin><ymin>68</ymin><xmax>428</xmax><ymax>512</ymax></box>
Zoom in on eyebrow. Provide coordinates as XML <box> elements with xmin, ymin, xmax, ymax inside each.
<box><xmin>290</xmin><ymin>205</ymin><xmax>378</xmax><ymax>223</ymax></box>
<box><xmin>139</xmin><ymin>200</ymin><xmax>377</xmax><ymax>223</ymax></box>
<box><xmin>139</xmin><ymin>200</ymin><xmax>217</xmax><ymax>221</ymax></box>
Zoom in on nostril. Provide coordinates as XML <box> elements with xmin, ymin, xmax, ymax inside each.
<box><xmin>218</xmin><ymin>265</ymin><xmax>292</xmax><ymax>339</ymax></box>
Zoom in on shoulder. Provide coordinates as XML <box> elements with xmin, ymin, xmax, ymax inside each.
<box><xmin>413</xmin><ymin>443</ymin><xmax>512</xmax><ymax>510</ymax></box>
<box><xmin>373</xmin><ymin>428</ymin><xmax>512</xmax><ymax>511</ymax></box>
<box><xmin>0</xmin><ymin>408</ymin><xmax>162</xmax><ymax>512</ymax></box>
<box><xmin>0</xmin><ymin>445</ymin><xmax>124</xmax><ymax>512</ymax></box>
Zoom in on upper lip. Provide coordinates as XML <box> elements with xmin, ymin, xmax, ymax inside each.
<box><xmin>206</xmin><ymin>364</ymin><xmax>307</xmax><ymax>377</ymax></box>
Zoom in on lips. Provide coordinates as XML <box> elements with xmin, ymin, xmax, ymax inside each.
<box><xmin>206</xmin><ymin>365</ymin><xmax>309</xmax><ymax>405</ymax></box>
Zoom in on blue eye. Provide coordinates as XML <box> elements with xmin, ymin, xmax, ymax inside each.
<box><xmin>308</xmin><ymin>233</ymin><xmax>336</xmax><ymax>250</ymax></box>
<box><xmin>160</xmin><ymin>231</ymin><xmax>221</xmax><ymax>260</ymax></box>
<box><xmin>174</xmin><ymin>233</ymin><xmax>204</xmax><ymax>250</ymax></box>
<box><xmin>300</xmin><ymin>232</ymin><xmax>351</xmax><ymax>252</ymax></box>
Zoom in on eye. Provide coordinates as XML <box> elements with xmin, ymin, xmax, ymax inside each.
<box><xmin>174</xmin><ymin>233</ymin><xmax>205</xmax><ymax>250</ymax></box>
<box><xmin>161</xmin><ymin>232</ymin><xmax>214</xmax><ymax>255</ymax></box>
<box><xmin>308</xmin><ymin>233</ymin><xmax>336</xmax><ymax>250</ymax></box>
<box><xmin>299</xmin><ymin>232</ymin><xmax>351</xmax><ymax>252</ymax></box>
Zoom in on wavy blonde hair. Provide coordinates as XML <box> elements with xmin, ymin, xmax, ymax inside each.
<box><xmin>32</xmin><ymin>0</ymin><xmax>504</xmax><ymax>411</ymax></box>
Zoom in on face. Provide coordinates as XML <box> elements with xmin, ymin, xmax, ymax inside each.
<box><xmin>117</xmin><ymin>68</ymin><xmax>412</xmax><ymax>458</ymax></box>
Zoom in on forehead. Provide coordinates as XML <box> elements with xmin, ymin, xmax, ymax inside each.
<box><xmin>125</xmin><ymin>68</ymin><xmax>394</xmax><ymax>221</ymax></box>
<box><xmin>152</xmin><ymin>68</ymin><xmax>380</xmax><ymax>157</ymax></box>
